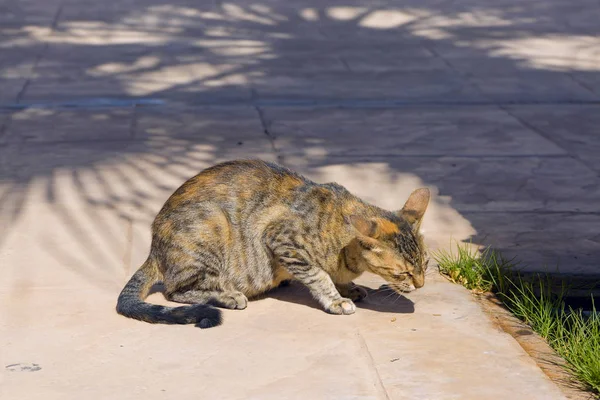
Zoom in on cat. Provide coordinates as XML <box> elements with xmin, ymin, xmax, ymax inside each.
<box><xmin>116</xmin><ymin>159</ymin><xmax>430</xmax><ymax>328</ymax></box>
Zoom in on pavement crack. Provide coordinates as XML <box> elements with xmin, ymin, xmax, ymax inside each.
<box><xmin>51</xmin><ymin>2</ymin><xmax>64</xmax><ymax>30</ymax></box>
<box><xmin>129</xmin><ymin>105</ymin><xmax>138</xmax><ymax>139</ymax></box>
<box><xmin>15</xmin><ymin>79</ymin><xmax>32</xmax><ymax>104</ymax></box>
<box><xmin>420</xmin><ymin>41</ymin><xmax>494</xmax><ymax>103</ymax></box>
<box><xmin>339</xmin><ymin>56</ymin><xmax>352</xmax><ymax>72</ymax></box>
<box><xmin>566</xmin><ymin>72</ymin><xmax>598</xmax><ymax>96</ymax></box>
<box><xmin>254</xmin><ymin>105</ymin><xmax>285</xmax><ymax>165</ymax></box>
<box><xmin>355</xmin><ymin>330</ymin><xmax>391</xmax><ymax>400</ymax></box>
<box><xmin>499</xmin><ymin>105</ymin><xmax>600</xmax><ymax>177</ymax></box>
<box><xmin>15</xmin><ymin>1</ymin><xmax>65</xmax><ymax>105</ymax></box>
<box><xmin>0</xmin><ymin>113</ymin><xmax>12</xmax><ymax>140</ymax></box>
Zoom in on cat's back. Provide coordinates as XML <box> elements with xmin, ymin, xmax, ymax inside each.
<box><xmin>159</xmin><ymin>159</ymin><xmax>308</xmax><ymax>214</ymax></box>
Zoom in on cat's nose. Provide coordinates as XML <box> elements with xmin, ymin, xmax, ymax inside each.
<box><xmin>412</xmin><ymin>274</ymin><xmax>425</xmax><ymax>288</ymax></box>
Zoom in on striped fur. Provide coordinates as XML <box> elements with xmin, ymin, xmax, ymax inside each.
<box><xmin>116</xmin><ymin>160</ymin><xmax>430</xmax><ymax>327</ymax></box>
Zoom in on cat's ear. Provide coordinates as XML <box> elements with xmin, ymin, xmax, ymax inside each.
<box><xmin>348</xmin><ymin>216</ymin><xmax>385</xmax><ymax>252</ymax></box>
<box><xmin>398</xmin><ymin>188</ymin><xmax>430</xmax><ymax>230</ymax></box>
<box><xmin>348</xmin><ymin>215</ymin><xmax>379</xmax><ymax>238</ymax></box>
<box><xmin>355</xmin><ymin>236</ymin><xmax>384</xmax><ymax>253</ymax></box>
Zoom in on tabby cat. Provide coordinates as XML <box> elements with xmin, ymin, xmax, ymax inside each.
<box><xmin>116</xmin><ymin>160</ymin><xmax>430</xmax><ymax>328</ymax></box>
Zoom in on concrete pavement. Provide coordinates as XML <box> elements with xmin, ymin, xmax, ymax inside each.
<box><xmin>1</xmin><ymin>0</ymin><xmax>599</xmax><ymax>398</ymax></box>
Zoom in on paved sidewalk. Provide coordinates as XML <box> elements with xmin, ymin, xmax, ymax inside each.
<box><xmin>1</xmin><ymin>0</ymin><xmax>599</xmax><ymax>398</ymax></box>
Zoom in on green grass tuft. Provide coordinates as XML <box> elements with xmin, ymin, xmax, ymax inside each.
<box><xmin>434</xmin><ymin>242</ymin><xmax>600</xmax><ymax>395</ymax></box>
<box><xmin>553</xmin><ymin>302</ymin><xmax>600</xmax><ymax>393</ymax></box>
<box><xmin>434</xmin><ymin>243</ymin><xmax>514</xmax><ymax>293</ymax></box>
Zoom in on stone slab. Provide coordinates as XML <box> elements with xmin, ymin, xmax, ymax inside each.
<box><xmin>341</xmin><ymin>51</ymin><xmax>449</xmax><ymax>73</ymax></box>
<box><xmin>252</xmin><ymin>71</ymin><xmax>485</xmax><ymax>102</ymax></box>
<box><xmin>1</xmin><ymin>108</ymin><xmax>134</xmax><ymax>144</ymax></box>
<box><xmin>134</xmin><ymin>106</ymin><xmax>265</xmax><ymax>140</ymax></box>
<box><xmin>571</xmin><ymin>73</ymin><xmax>600</xmax><ymax>96</ymax></box>
<box><xmin>263</xmin><ymin>107</ymin><xmax>566</xmax><ymax>157</ymax></box>
<box><xmin>0</xmin><ymin>0</ymin><xmax>63</xmax><ymax>26</ymax></box>
<box><xmin>506</xmin><ymin>105</ymin><xmax>600</xmax><ymax>173</ymax></box>
<box><xmin>465</xmin><ymin>212</ymin><xmax>600</xmax><ymax>275</ymax></box>
<box><xmin>0</xmin><ymin>106</ymin><xmax>266</xmax><ymax>145</ymax></box>
<box><xmin>0</xmin><ymin>49</ymin><xmax>39</xmax><ymax>79</ymax></box>
<box><xmin>22</xmin><ymin>77</ymin><xmax>254</xmax><ymax>103</ymax></box>
<box><xmin>21</xmin><ymin>79</ymin><xmax>139</xmax><ymax>102</ymax></box>
<box><xmin>470</xmin><ymin>74</ymin><xmax>599</xmax><ymax>102</ymax></box>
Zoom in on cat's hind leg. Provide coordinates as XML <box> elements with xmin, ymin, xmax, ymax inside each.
<box><xmin>166</xmin><ymin>289</ymin><xmax>248</xmax><ymax>310</ymax></box>
<box><xmin>161</xmin><ymin>243</ymin><xmax>248</xmax><ymax>310</ymax></box>
<box><xmin>162</xmin><ymin>266</ymin><xmax>247</xmax><ymax>310</ymax></box>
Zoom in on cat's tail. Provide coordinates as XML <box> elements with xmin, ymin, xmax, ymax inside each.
<box><xmin>115</xmin><ymin>257</ymin><xmax>222</xmax><ymax>328</ymax></box>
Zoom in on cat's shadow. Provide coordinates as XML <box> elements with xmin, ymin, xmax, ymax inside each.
<box><xmin>148</xmin><ymin>282</ymin><xmax>415</xmax><ymax>314</ymax></box>
<box><xmin>267</xmin><ymin>282</ymin><xmax>415</xmax><ymax>314</ymax></box>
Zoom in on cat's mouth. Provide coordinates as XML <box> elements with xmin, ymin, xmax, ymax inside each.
<box><xmin>380</xmin><ymin>282</ymin><xmax>417</xmax><ymax>294</ymax></box>
<box><xmin>384</xmin><ymin>273</ymin><xmax>424</xmax><ymax>293</ymax></box>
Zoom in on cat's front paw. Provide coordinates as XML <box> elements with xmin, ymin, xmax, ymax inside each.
<box><xmin>337</xmin><ymin>284</ymin><xmax>368</xmax><ymax>302</ymax></box>
<box><xmin>326</xmin><ymin>298</ymin><xmax>356</xmax><ymax>315</ymax></box>
<box><xmin>347</xmin><ymin>285</ymin><xmax>368</xmax><ymax>301</ymax></box>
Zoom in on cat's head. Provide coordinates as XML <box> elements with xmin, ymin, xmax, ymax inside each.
<box><xmin>348</xmin><ymin>188</ymin><xmax>430</xmax><ymax>293</ymax></box>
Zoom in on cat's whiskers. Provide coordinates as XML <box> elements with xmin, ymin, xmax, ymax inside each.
<box><xmin>382</xmin><ymin>290</ymin><xmax>398</xmax><ymax>302</ymax></box>
<box><xmin>391</xmin><ymin>294</ymin><xmax>405</xmax><ymax>303</ymax></box>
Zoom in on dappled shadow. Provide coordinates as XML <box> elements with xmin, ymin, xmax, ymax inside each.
<box><xmin>2</xmin><ymin>0</ymin><xmax>599</xmax><ymax>105</ymax></box>
<box><xmin>0</xmin><ymin>0</ymin><xmax>599</xmax><ymax>294</ymax></box>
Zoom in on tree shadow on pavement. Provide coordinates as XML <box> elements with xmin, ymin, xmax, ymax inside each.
<box><xmin>0</xmin><ymin>0</ymin><xmax>599</xmax><ymax>293</ymax></box>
